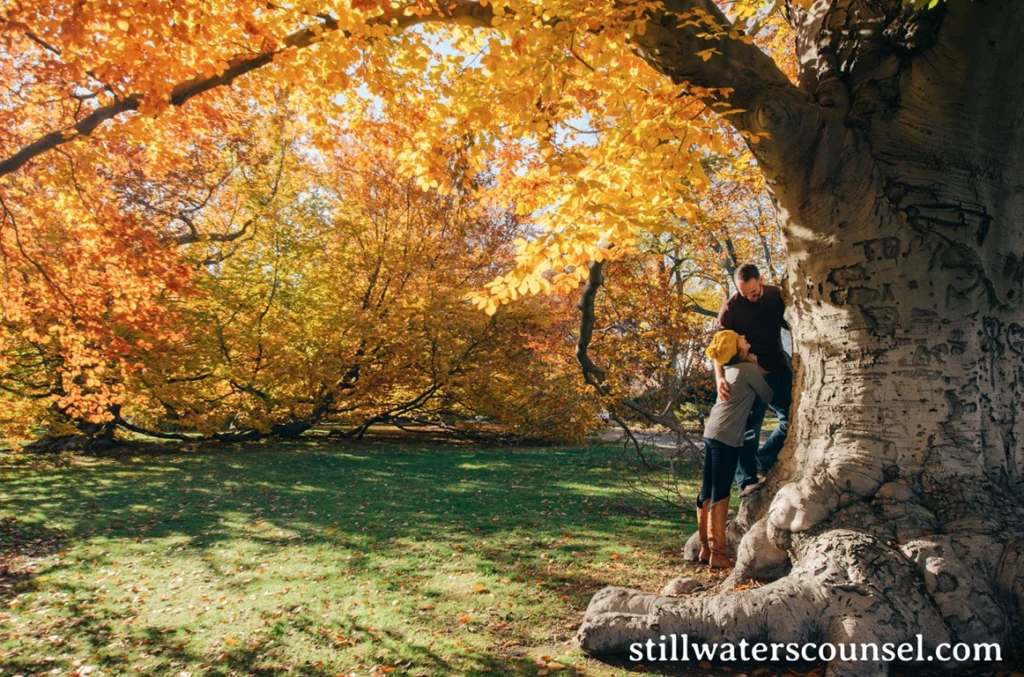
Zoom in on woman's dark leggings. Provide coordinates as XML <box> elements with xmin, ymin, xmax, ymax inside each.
<box><xmin>697</xmin><ymin>437</ymin><xmax>741</xmax><ymax>508</ymax></box>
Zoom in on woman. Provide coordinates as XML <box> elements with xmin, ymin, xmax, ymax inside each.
<box><xmin>697</xmin><ymin>330</ymin><xmax>774</xmax><ymax>569</ymax></box>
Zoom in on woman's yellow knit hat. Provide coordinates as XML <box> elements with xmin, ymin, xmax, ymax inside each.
<box><xmin>705</xmin><ymin>330</ymin><xmax>739</xmax><ymax>366</ymax></box>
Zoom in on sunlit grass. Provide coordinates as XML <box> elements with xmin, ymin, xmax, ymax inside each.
<box><xmin>0</xmin><ymin>440</ymin><xmax>708</xmax><ymax>676</ymax></box>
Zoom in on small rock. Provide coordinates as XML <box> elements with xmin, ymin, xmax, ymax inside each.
<box><xmin>662</xmin><ymin>577</ymin><xmax>703</xmax><ymax>596</ymax></box>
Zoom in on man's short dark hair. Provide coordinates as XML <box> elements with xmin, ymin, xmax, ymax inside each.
<box><xmin>735</xmin><ymin>263</ymin><xmax>760</xmax><ymax>283</ymax></box>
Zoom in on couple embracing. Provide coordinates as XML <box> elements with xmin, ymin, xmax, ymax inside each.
<box><xmin>695</xmin><ymin>263</ymin><xmax>792</xmax><ymax>570</ymax></box>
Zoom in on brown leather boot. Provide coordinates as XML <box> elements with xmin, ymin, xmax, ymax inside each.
<box><xmin>708</xmin><ymin>498</ymin><xmax>735</xmax><ymax>569</ymax></box>
<box><xmin>696</xmin><ymin>498</ymin><xmax>711</xmax><ymax>564</ymax></box>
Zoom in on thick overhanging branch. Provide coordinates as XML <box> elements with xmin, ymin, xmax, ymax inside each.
<box><xmin>2</xmin><ymin>0</ymin><xmax>815</xmax><ymax>180</ymax></box>
<box><xmin>634</xmin><ymin>0</ymin><xmax>798</xmax><ymax>107</ymax></box>
<box><xmin>0</xmin><ymin>2</ymin><xmax>493</xmax><ymax>179</ymax></box>
<box><xmin>632</xmin><ymin>0</ymin><xmax>821</xmax><ymax>174</ymax></box>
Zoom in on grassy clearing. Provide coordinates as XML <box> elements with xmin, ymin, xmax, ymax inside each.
<box><xmin>0</xmin><ymin>440</ymin><xmax>719</xmax><ymax>677</ymax></box>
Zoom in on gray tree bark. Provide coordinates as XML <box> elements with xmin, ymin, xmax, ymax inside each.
<box><xmin>578</xmin><ymin>1</ymin><xmax>1024</xmax><ymax>673</ymax></box>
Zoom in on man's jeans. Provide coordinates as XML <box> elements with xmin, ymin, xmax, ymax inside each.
<box><xmin>734</xmin><ymin>368</ymin><xmax>792</xmax><ymax>491</ymax></box>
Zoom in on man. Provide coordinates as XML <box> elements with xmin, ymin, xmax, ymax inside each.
<box><xmin>715</xmin><ymin>263</ymin><xmax>792</xmax><ymax>493</ymax></box>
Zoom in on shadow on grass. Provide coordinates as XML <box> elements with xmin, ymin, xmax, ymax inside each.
<box><xmin>0</xmin><ymin>517</ymin><xmax>70</xmax><ymax>604</ymax></box>
<box><xmin>0</xmin><ymin>439</ymin><xmax>692</xmax><ymax>676</ymax></box>
<box><xmin>0</xmin><ymin>439</ymin><xmax>680</xmax><ymax>546</ymax></box>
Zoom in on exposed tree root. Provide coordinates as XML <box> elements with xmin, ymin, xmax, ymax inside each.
<box><xmin>578</xmin><ymin>523</ymin><xmax>1018</xmax><ymax>675</ymax></box>
<box><xmin>583</xmin><ymin>470</ymin><xmax>1023</xmax><ymax>676</ymax></box>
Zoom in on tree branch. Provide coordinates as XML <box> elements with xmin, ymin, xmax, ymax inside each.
<box><xmin>631</xmin><ymin>0</ymin><xmax>822</xmax><ymax>176</ymax></box>
<box><xmin>632</xmin><ymin>0</ymin><xmax>801</xmax><ymax>115</ymax></box>
<box><xmin>2</xmin><ymin>0</ymin><xmax>816</xmax><ymax>181</ymax></box>
<box><xmin>686</xmin><ymin>302</ymin><xmax>719</xmax><ymax>318</ymax></box>
<box><xmin>575</xmin><ymin>260</ymin><xmax>687</xmax><ymax>434</ymax></box>
<box><xmin>113</xmin><ymin>414</ymin><xmax>191</xmax><ymax>441</ymax></box>
<box><xmin>0</xmin><ymin>2</ymin><xmax>494</xmax><ymax>179</ymax></box>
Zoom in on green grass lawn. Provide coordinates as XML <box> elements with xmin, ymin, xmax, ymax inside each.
<box><xmin>0</xmin><ymin>440</ymin><xmax>715</xmax><ymax>677</ymax></box>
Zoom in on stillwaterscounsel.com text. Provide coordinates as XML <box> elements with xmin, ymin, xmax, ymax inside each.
<box><xmin>629</xmin><ymin>633</ymin><xmax>1001</xmax><ymax>663</ymax></box>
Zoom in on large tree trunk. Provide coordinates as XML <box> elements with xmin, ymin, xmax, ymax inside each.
<box><xmin>578</xmin><ymin>1</ymin><xmax>1024</xmax><ymax>673</ymax></box>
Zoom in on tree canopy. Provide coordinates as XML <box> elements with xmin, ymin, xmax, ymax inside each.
<box><xmin>1</xmin><ymin>0</ymin><xmax>795</xmax><ymax>440</ymax></box>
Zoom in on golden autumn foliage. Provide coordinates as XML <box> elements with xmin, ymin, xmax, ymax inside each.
<box><xmin>571</xmin><ymin>144</ymin><xmax>785</xmax><ymax>429</ymax></box>
<box><xmin>0</xmin><ymin>0</ymin><xmax>801</xmax><ymax>443</ymax></box>
<box><xmin>0</xmin><ymin>103</ymin><xmax>603</xmax><ymax>443</ymax></box>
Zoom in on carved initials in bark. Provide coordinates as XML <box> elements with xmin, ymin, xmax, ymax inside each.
<box><xmin>578</xmin><ymin>1</ymin><xmax>1024</xmax><ymax>673</ymax></box>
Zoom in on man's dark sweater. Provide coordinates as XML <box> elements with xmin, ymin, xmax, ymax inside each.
<box><xmin>717</xmin><ymin>284</ymin><xmax>791</xmax><ymax>374</ymax></box>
